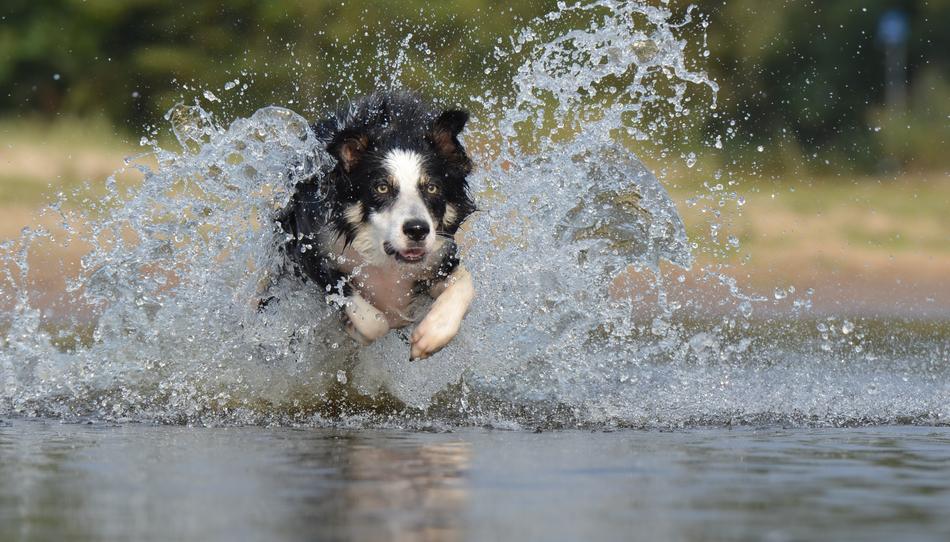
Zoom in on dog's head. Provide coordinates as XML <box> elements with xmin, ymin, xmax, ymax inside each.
<box><xmin>328</xmin><ymin>105</ymin><xmax>475</xmax><ymax>265</ymax></box>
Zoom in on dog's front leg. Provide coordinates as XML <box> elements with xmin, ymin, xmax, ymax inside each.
<box><xmin>343</xmin><ymin>293</ymin><xmax>390</xmax><ymax>345</ymax></box>
<box><xmin>410</xmin><ymin>265</ymin><xmax>474</xmax><ymax>360</ymax></box>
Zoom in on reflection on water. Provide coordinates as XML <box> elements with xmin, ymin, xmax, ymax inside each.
<box><xmin>0</xmin><ymin>421</ymin><xmax>472</xmax><ymax>542</ymax></box>
<box><xmin>2</xmin><ymin>420</ymin><xmax>949</xmax><ymax>542</ymax></box>
<box><xmin>342</xmin><ymin>441</ymin><xmax>469</xmax><ymax>541</ymax></box>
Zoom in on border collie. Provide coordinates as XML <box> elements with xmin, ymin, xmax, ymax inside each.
<box><xmin>275</xmin><ymin>91</ymin><xmax>476</xmax><ymax>360</ymax></box>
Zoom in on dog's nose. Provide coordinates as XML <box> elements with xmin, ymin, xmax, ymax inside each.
<box><xmin>402</xmin><ymin>219</ymin><xmax>430</xmax><ymax>242</ymax></box>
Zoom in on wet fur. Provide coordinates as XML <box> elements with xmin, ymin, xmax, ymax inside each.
<box><xmin>274</xmin><ymin>91</ymin><xmax>476</xmax><ymax>359</ymax></box>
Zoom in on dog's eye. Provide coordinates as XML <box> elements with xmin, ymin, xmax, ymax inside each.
<box><xmin>374</xmin><ymin>183</ymin><xmax>390</xmax><ymax>194</ymax></box>
<box><xmin>424</xmin><ymin>183</ymin><xmax>439</xmax><ymax>195</ymax></box>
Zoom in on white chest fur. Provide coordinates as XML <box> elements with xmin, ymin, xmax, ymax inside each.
<box><xmin>348</xmin><ymin>263</ymin><xmax>427</xmax><ymax>328</ymax></box>
<box><xmin>324</xmin><ymin>235</ymin><xmax>436</xmax><ymax>328</ymax></box>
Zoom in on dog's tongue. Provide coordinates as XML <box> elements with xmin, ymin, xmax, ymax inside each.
<box><xmin>400</xmin><ymin>248</ymin><xmax>426</xmax><ymax>261</ymax></box>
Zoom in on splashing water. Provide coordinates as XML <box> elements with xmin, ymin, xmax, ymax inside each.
<box><xmin>2</xmin><ymin>1</ymin><xmax>948</xmax><ymax>428</ymax></box>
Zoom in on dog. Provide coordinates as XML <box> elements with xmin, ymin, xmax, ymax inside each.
<box><xmin>275</xmin><ymin>91</ymin><xmax>476</xmax><ymax>360</ymax></box>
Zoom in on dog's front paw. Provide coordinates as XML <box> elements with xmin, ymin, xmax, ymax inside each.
<box><xmin>344</xmin><ymin>296</ymin><xmax>390</xmax><ymax>344</ymax></box>
<box><xmin>409</xmin><ymin>309</ymin><xmax>462</xmax><ymax>361</ymax></box>
<box><xmin>342</xmin><ymin>313</ymin><xmax>372</xmax><ymax>345</ymax></box>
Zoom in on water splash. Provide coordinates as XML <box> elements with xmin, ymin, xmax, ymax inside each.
<box><xmin>2</xmin><ymin>1</ymin><xmax>948</xmax><ymax>428</ymax></box>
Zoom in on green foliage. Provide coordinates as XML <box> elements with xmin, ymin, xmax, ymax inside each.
<box><xmin>692</xmin><ymin>0</ymin><xmax>949</xmax><ymax>172</ymax></box>
<box><xmin>0</xmin><ymin>0</ymin><xmax>946</xmax><ymax>173</ymax></box>
<box><xmin>0</xmin><ymin>0</ymin><xmax>542</xmax><ymax>122</ymax></box>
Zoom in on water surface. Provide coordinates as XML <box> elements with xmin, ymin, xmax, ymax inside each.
<box><xmin>2</xmin><ymin>419</ymin><xmax>949</xmax><ymax>542</ymax></box>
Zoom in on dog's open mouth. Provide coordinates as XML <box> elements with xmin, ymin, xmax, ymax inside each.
<box><xmin>384</xmin><ymin>242</ymin><xmax>426</xmax><ymax>263</ymax></box>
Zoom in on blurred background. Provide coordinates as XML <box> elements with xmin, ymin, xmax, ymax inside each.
<box><xmin>0</xmin><ymin>0</ymin><xmax>947</xmax><ymax>316</ymax></box>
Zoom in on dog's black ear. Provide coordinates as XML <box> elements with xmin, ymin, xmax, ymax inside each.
<box><xmin>327</xmin><ymin>129</ymin><xmax>371</xmax><ymax>173</ymax></box>
<box><xmin>429</xmin><ymin>110</ymin><xmax>473</xmax><ymax>175</ymax></box>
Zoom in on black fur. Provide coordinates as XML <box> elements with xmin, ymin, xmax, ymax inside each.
<box><xmin>276</xmin><ymin>91</ymin><xmax>475</xmax><ymax>299</ymax></box>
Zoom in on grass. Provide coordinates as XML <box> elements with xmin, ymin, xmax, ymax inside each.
<box><xmin>0</xmin><ymin>116</ymin><xmax>142</xmax><ymax>207</ymax></box>
<box><xmin>660</xmin><ymin>161</ymin><xmax>950</xmax><ymax>259</ymax></box>
<box><xmin>0</xmin><ymin>176</ymin><xmax>46</xmax><ymax>206</ymax></box>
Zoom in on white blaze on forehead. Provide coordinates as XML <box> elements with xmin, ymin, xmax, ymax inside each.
<box><xmin>368</xmin><ymin>148</ymin><xmax>435</xmax><ymax>257</ymax></box>
<box><xmin>383</xmin><ymin>149</ymin><xmax>425</xmax><ymax>188</ymax></box>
